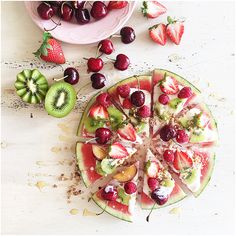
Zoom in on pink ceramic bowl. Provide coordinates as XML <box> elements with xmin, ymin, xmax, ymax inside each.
<box><xmin>25</xmin><ymin>1</ymin><xmax>136</xmax><ymax>45</ymax></box>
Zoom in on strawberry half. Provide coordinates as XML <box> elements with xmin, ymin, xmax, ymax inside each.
<box><xmin>109</xmin><ymin>142</ymin><xmax>129</xmax><ymax>159</ymax></box>
<box><xmin>173</xmin><ymin>150</ymin><xmax>193</xmax><ymax>171</ymax></box>
<box><xmin>33</xmin><ymin>32</ymin><xmax>65</xmax><ymax>64</ymax></box>
<box><xmin>89</xmin><ymin>104</ymin><xmax>109</xmax><ymax>120</ymax></box>
<box><xmin>142</xmin><ymin>1</ymin><xmax>167</xmax><ymax>19</ymax></box>
<box><xmin>149</xmin><ymin>23</ymin><xmax>167</xmax><ymax>46</ymax></box>
<box><xmin>160</xmin><ymin>74</ymin><xmax>179</xmax><ymax>95</ymax></box>
<box><xmin>108</xmin><ymin>1</ymin><xmax>128</xmax><ymax>10</ymax></box>
<box><xmin>117</xmin><ymin>123</ymin><xmax>136</xmax><ymax>142</ymax></box>
<box><xmin>166</xmin><ymin>16</ymin><xmax>184</xmax><ymax>45</ymax></box>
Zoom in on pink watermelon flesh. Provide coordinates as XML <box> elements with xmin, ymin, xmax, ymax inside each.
<box><xmin>141</xmin><ymin>182</ymin><xmax>186</xmax><ymax>209</ymax></box>
<box><xmin>76</xmin><ymin>142</ymin><xmax>102</xmax><ymax>187</ymax></box>
<box><xmin>92</xmin><ymin>188</ymin><xmax>133</xmax><ymax>222</ymax></box>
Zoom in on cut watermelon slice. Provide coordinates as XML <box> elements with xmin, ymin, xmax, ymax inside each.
<box><xmin>76</xmin><ymin>142</ymin><xmax>137</xmax><ymax>187</ymax></box>
<box><xmin>92</xmin><ymin>162</ymin><xmax>139</xmax><ymax>222</ymax></box>
<box><xmin>152</xmin><ymin>69</ymin><xmax>201</xmax><ymax>137</ymax></box>
<box><xmin>176</xmin><ymin>103</ymin><xmax>218</xmax><ymax>147</ymax></box>
<box><xmin>141</xmin><ymin>149</ymin><xmax>186</xmax><ymax>209</ymax></box>
<box><xmin>77</xmin><ymin>92</ymin><xmax>127</xmax><ymax>138</ymax></box>
<box><xmin>108</xmin><ymin>75</ymin><xmax>152</xmax><ymax>137</ymax></box>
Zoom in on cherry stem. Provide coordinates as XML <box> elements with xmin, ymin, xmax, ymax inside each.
<box><xmin>76</xmin><ymin>82</ymin><xmax>91</xmax><ymax>98</ymax></box>
<box><xmin>106</xmin><ymin>57</ymin><xmax>116</xmax><ymax>62</ymax></box>
<box><xmin>110</xmin><ymin>34</ymin><xmax>121</xmax><ymax>38</ymax></box>
<box><xmin>83</xmin><ymin>57</ymin><xmax>89</xmax><ymax>61</ymax></box>
<box><xmin>146</xmin><ymin>203</ymin><xmax>156</xmax><ymax>222</ymax></box>
<box><xmin>96</xmin><ymin>205</ymin><xmax>107</xmax><ymax>216</ymax></box>
<box><xmin>53</xmin><ymin>75</ymin><xmax>68</xmax><ymax>82</ymax></box>
<box><xmin>83</xmin><ymin>1</ymin><xmax>88</xmax><ymax>8</ymax></box>
<box><xmin>85</xmin><ymin>137</ymin><xmax>97</xmax><ymax>144</ymax></box>
<box><xmin>96</xmin><ymin>44</ymin><xmax>102</xmax><ymax>58</ymax></box>
<box><xmin>44</xmin><ymin>17</ymin><xmax>62</xmax><ymax>32</ymax></box>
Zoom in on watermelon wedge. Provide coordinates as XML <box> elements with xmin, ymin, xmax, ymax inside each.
<box><xmin>92</xmin><ymin>163</ymin><xmax>139</xmax><ymax>222</ymax></box>
<box><xmin>141</xmin><ymin>149</ymin><xmax>186</xmax><ymax>209</ymax></box>
<box><xmin>176</xmin><ymin>102</ymin><xmax>218</xmax><ymax>147</ymax></box>
<box><xmin>152</xmin><ymin>69</ymin><xmax>201</xmax><ymax>137</ymax></box>
<box><xmin>108</xmin><ymin>75</ymin><xmax>152</xmax><ymax>137</ymax></box>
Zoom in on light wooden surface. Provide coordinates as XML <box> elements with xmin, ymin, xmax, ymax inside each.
<box><xmin>1</xmin><ymin>1</ymin><xmax>235</xmax><ymax>235</ymax></box>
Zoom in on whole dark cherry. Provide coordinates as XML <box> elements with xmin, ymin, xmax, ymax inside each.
<box><xmin>37</xmin><ymin>2</ymin><xmax>54</xmax><ymax>20</ymax></box>
<box><xmin>59</xmin><ymin>2</ymin><xmax>74</xmax><ymax>21</ymax></box>
<box><xmin>91</xmin><ymin>73</ymin><xmax>106</xmax><ymax>89</ymax></box>
<box><xmin>95</xmin><ymin>127</ymin><xmax>112</xmax><ymax>144</ymax></box>
<box><xmin>130</xmin><ymin>91</ymin><xmax>145</xmax><ymax>107</ymax></box>
<box><xmin>90</xmin><ymin>1</ymin><xmax>108</xmax><ymax>20</ymax></box>
<box><xmin>64</xmin><ymin>67</ymin><xmax>79</xmax><ymax>85</ymax></box>
<box><xmin>159</xmin><ymin>125</ymin><xmax>176</xmax><ymax>142</ymax></box>
<box><xmin>75</xmin><ymin>8</ymin><xmax>90</xmax><ymax>24</ymax></box>
<box><xmin>120</xmin><ymin>26</ymin><xmax>136</xmax><ymax>44</ymax></box>
<box><xmin>151</xmin><ymin>188</ymin><xmax>169</xmax><ymax>205</ymax></box>
<box><xmin>114</xmin><ymin>54</ymin><xmax>130</xmax><ymax>71</ymax></box>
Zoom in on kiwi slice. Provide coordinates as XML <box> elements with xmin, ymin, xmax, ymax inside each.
<box><xmin>107</xmin><ymin>106</ymin><xmax>124</xmax><ymax>130</ymax></box>
<box><xmin>14</xmin><ymin>69</ymin><xmax>49</xmax><ymax>104</ymax></box>
<box><xmin>84</xmin><ymin>116</ymin><xmax>105</xmax><ymax>133</ymax></box>
<box><xmin>45</xmin><ymin>82</ymin><xmax>76</xmax><ymax>118</ymax></box>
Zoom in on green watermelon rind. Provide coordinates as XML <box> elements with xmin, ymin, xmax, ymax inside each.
<box><xmin>141</xmin><ymin>189</ymin><xmax>187</xmax><ymax>210</ymax></box>
<box><xmin>92</xmin><ymin>194</ymin><xmax>133</xmax><ymax>223</ymax></box>
<box><xmin>193</xmin><ymin>153</ymin><xmax>215</xmax><ymax>197</ymax></box>
<box><xmin>153</xmin><ymin>69</ymin><xmax>201</xmax><ymax>95</ymax></box>
<box><xmin>76</xmin><ymin>142</ymin><xmax>97</xmax><ymax>188</ymax></box>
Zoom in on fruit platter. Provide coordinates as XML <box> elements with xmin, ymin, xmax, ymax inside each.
<box><xmin>2</xmin><ymin>0</ymin><xmax>235</xmax><ymax>234</ymax></box>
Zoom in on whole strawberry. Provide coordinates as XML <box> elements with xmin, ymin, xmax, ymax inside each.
<box><xmin>166</xmin><ymin>16</ymin><xmax>184</xmax><ymax>45</ymax></box>
<box><xmin>33</xmin><ymin>32</ymin><xmax>65</xmax><ymax>64</ymax></box>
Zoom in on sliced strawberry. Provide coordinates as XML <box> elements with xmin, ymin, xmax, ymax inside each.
<box><xmin>173</xmin><ymin>150</ymin><xmax>193</xmax><ymax>171</ymax></box>
<box><xmin>89</xmin><ymin>104</ymin><xmax>109</xmax><ymax>120</ymax></box>
<box><xmin>142</xmin><ymin>1</ymin><xmax>167</xmax><ymax>19</ymax></box>
<box><xmin>149</xmin><ymin>23</ymin><xmax>167</xmax><ymax>46</ymax></box>
<box><xmin>109</xmin><ymin>142</ymin><xmax>129</xmax><ymax>159</ymax></box>
<box><xmin>160</xmin><ymin>74</ymin><xmax>179</xmax><ymax>95</ymax></box>
<box><xmin>145</xmin><ymin>161</ymin><xmax>159</xmax><ymax>178</ymax></box>
<box><xmin>107</xmin><ymin>1</ymin><xmax>128</xmax><ymax>10</ymax></box>
<box><xmin>166</xmin><ymin>16</ymin><xmax>184</xmax><ymax>45</ymax></box>
<box><xmin>117</xmin><ymin>123</ymin><xmax>136</xmax><ymax>142</ymax></box>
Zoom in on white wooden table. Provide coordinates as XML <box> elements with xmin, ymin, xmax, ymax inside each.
<box><xmin>1</xmin><ymin>1</ymin><xmax>235</xmax><ymax>235</ymax></box>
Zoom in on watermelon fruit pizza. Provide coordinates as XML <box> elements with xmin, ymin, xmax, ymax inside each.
<box><xmin>76</xmin><ymin>69</ymin><xmax>218</xmax><ymax>222</ymax></box>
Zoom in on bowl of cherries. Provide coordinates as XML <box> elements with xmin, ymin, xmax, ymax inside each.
<box><xmin>25</xmin><ymin>1</ymin><xmax>136</xmax><ymax>44</ymax></box>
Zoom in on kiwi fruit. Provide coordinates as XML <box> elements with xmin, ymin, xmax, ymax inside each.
<box><xmin>107</xmin><ymin>106</ymin><xmax>124</xmax><ymax>130</ymax></box>
<box><xmin>45</xmin><ymin>81</ymin><xmax>76</xmax><ymax>118</ymax></box>
<box><xmin>84</xmin><ymin>116</ymin><xmax>105</xmax><ymax>133</ymax></box>
<box><xmin>15</xmin><ymin>69</ymin><xmax>49</xmax><ymax>104</ymax></box>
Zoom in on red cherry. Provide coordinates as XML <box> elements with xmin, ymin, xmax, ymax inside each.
<box><xmin>95</xmin><ymin>128</ymin><xmax>112</xmax><ymax>144</ymax></box>
<box><xmin>87</xmin><ymin>58</ymin><xmax>103</xmax><ymax>72</ymax></box>
<box><xmin>90</xmin><ymin>73</ymin><xmax>106</xmax><ymax>89</ymax></box>
<box><xmin>122</xmin><ymin>98</ymin><xmax>132</xmax><ymax>109</ymax></box>
<box><xmin>37</xmin><ymin>2</ymin><xmax>54</xmax><ymax>20</ymax></box>
<box><xmin>159</xmin><ymin>125</ymin><xmax>176</xmax><ymax>142</ymax></box>
<box><xmin>147</xmin><ymin>178</ymin><xmax>159</xmax><ymax>191</ymax></box>
<box><xmin>151</xmin><ymin>188</ymin><xmax>169</xmax><ymax>205</ymax></box>
<box><xmin>98</xmin><ymin>39</ymin><xmax>114</xmax><ymax>55</ymax></box>
<box><xmin>124</xmin><ymin>182</ymin><xmax>137</xmax><ymax>194</ymax></box>
<box><xmin>120</xmin><ymin>26</ymin><xmax>136</xmax><ymax>44</ymax></box>
<box><xmin>176</xmin><ymin>130</ymin><xmax>189</xmax><ymax>143</ymax></box>
<box><xmin>178</xmin><ymin>87</ymin><xmax>193</xmax><ymax>99</ymax></box>
<box><xmin>96</xmin><ymin>93</ymin><xmax>112</xmax><ymax>108</ymax></box>
<box><xmin>101</xmin><ymin>185</ymin><xmax>118</xmax><ymax>201</ymax></box>
<box><xmin>90</xmin><ymin>1</ymin><xmax>108</xmax><ymax>20</ymax></box>
<box><xmin>158</xmin><ymin>94</ymin><xmax>170</xmax><ymax>105</ymax></box>
<box><xmin>130</xmin><ymin>91</ymin><xmax>145</xmax><ymax>107</ymax></box>
<box><xmin>163</xmin><ymin>150</ymin><xmax>174</xmax><ymax>162</ymax></box>
<box><xmin>60</xmin><ymin>2</ymin><xmax>74</xmax><ymax>21</ymax></box>
<box><xmin>137</xmin><ymin>105</ymin><xmax>151</xmax><ymax>118</ymax></box>
<box><xmin>114</xmin><ymin>54</ymin><xmax>130</xmax><ymax>71</ymax></box>
<box><xmin>117</xmin><ymin>84</ymin><xmax>130</xmax><ymax>98</ymax></box>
